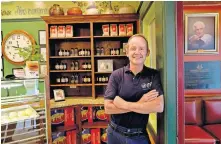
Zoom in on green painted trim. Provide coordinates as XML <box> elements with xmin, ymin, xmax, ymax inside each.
<box><xmin>162</xmin><ymin>1</ymin><xmax>177</xmax><ymax>144</ymax></box>
<box><xmin>1</xmin><ymin>18</ymin><xmax>43</xmax><ymax>23</ymax></box>
<box><xmin>139</xmin><ymin>1</ymin><xmax>153</xmax><ymax>21</ymax></box>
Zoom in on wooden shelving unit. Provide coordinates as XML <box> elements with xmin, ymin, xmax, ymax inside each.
<box><xmin>42</xmin><ymin>14</ymin><xmax>140</xmax><ymax>144</ymax></box>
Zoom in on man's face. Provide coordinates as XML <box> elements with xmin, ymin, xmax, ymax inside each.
<box><xmin>194</xmin><ymin>24</ymin><xmax>204</xmax><ymax>37</ymax></box>
<box><xmin>126</xmin><ymin>36</ymin><xmax>149</xmax><ymax>65</ymax></box>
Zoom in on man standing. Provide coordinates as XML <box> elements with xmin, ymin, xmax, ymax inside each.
<box><xmin>188</xmin><ymin>21</ymin><xmax>214</xmax><ymax>50</ymax></box>
<box><xmin>104</xmin><ymin>34</ymin><xmax>164</xmax><ymax>144</ymax></box>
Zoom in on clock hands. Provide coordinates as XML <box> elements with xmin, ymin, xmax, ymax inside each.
<box><xmin>16</xmin><ymin>41</ymin><xmax>20</xmax><ymax>48</ymax></box>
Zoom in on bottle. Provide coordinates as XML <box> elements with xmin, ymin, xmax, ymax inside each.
<box><xmin>110</xmin><ymin>48</ymin><xmax>113</xmax><ymax>55</ymax></box>
<box><xmin>63</xmin><ymin>63</ymin><xmax>67</xmax><ymax>70</ymax></box>
<box><xmin>83</xmin><ymin>75</ymin><xmax>88</xmax><ymax>83</ymax></box>
<box><xmin>112</xmin><ymin>49</ymin><xmax>116</xmax><ymax>55</ymax></box>
<box><xmin>75</xmin><ymin>48</ymin><xmax>78</xmax><ymax>56</ymax></box>
<box><xmin>88</xmin><ymin>62</ymin><xmax>91</xmax><ymax>70</ymax></box>
<box><xmin>74</xmin><ymin>61</ymin><xmax>79</xmax><ymax>70</ymax></box>
<box><xmin>61</xmin><ymin>76</ymin><xmax>65</xmax><ymax>83</ymax></box>
<box><xmin>56</xmin><ymin>77</ymin><xmax>60</xmax><ymax>83</ymax></box>
<box><xmin>87</xmin><ymin>49</ymin><xmax>91</xmax><ymax>56</ymax></box>
<box><xmin>82</xmin><ymin>62</ymin><xmax>86</xmax><ymax>70</ymax></box>
<box><xmin>59</xmin><ymin>63</ymin><xmax>64</xmax><ymax>70</ymax></box>
<box><xmin>87</xmin><ymin>75</ymin><xmax>91</xmax><ymax>83</ymax></box>
<box><xmin>96</xmin><ymin>47</ymin><xmax>100</xmax><ymax>55</ymax></box>
<box><xmin>74</xmin><ymin>74</ymin><xmax>79</xmax><ymax>84</ymax></box>
<box><xmin>67</xmin><ymin>50</ymin><xmax>70</xmax><ymax>56</ymax></box>
<box><xmin>99</xmin><ymin>77</ymin><xmax>102</xmax><ymax>83</ymax></box>
<box><xmin>71</xmin><ymin>75</ymin><xmax>75</xmax><ymax>83</ymax></box>
<box><xmin>101</xmin><ymin>47</ymin><xmax>104</xmax><ymax>55</ymax></box>
<box><xmin>85</xmin><ymin>62</ymin><xmax>88</xmax><ymax>70</ymax></box>
<box><xmin>71</xmin><ymin>61</ymin><xmax>75</xmax><ymax>70</ymax></box>
<box><xmin>71</xmin><ymin>48</ymin><xmax>75</xmax><ymax>56</ymax></box>
<box><xmin>78</xmin><ymin>49</ymin><xmax>82</xmax><ymax>56</ymax></box>
<box><xmin>55</xmin><ymin>63</ymin><xmax>60</xmax><ymax>70</ymax></box>
<box><xmin>116</xmin><ymin>48</ymin><xmax>119</xmax><ymax>55</ymax></box>
<box><xmin>84</xmin><ymin>49</ymin><xmax>88</xmax><ymax>56</ymax></box>
<box><xmin>65</xmin><ymin>76</ymin><xmax>69</xmax><ymax>83</ymax></box>
<box><xmin>96</xmin><ymin>77</ymin><xmax>99</xmax><ymax>82</ymax></box>
<box><xmin>58</xmin><ymin>49</ymin><xmax>63</xmax><ymax>56</ymax></box>
<box><xmin>105</xmin><ymin>76</ymin><xmax>109</xmax><ymax>82</ymax></box>
<box><xmin>81</xmin><ymin>49</ymin><xmax>85</xmax><ymax>56</ymax></box>
<box><xmin>102</xmin><ymin>76</ymin><xmax>105</xmax><ymax>82</ymax></box>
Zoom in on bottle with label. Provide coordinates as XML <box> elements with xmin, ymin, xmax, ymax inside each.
<box><xmin>75</xmin><ymin>48</ymin><xmax>78</xmax><ymax>56</ymax></box>
<box><xmin>112</xmin><ymin>49</ymin><xmax>116</xmax><ymax>55</ymax></box>
<box><xmin>63</xmin><ymin>63</ymin><xmax>67</xmax><ymax>70</ymax></box>
<box><xmin>116</xmin><ymin>48</ymin><xmax>119</xmax><ymax>55</ymax></box>
<box><xmin>88</xmin><ymin>49</ymin><xmax>91</xmax><ymax>56</ymax></box>
<box><xmin>99</xmin><ymin>77</ymin><xmax>102</xmax><ymax>83</ymax></box>
<box><xmin>81</xmin><ymin>49</ymin><xmax>85</xmax><ymax>56</ymax></box>
<box><xmin>82</xmin><ymin>62</ymin><xmax>86</xmax><ymax>70</ymax></box>
<box><xmin>56</xmin><ymin>77</ymin><xmax>61</xmax><ymax>83</ymax></box>
<box><xmin>71</xmin><ymin>75</ymin><xmax>75</xmax><ymax>83</ymax></box>
<box><xmin>78</xmin><ymin>49</ymin><xmax>82</xmax><ymax>56</ymax></box>
<box><xmin>55</xmin><ymin>62</ymin><xmax>60</xmax><ymax>70</ymax></box>
<box><xmin>84</xmin><ymin>49</ymin><xmax>88</xmax><ymax>56</ymax></box>
<box><xmin>83</xmin><ymin>75</ymin><xmax>87</xmax><ymax>83</ymax></box>
<box><xmin>96</xmin><ymin>47</ymin><xmax>100</xmax><ymax>55</ymax></box>
<box><xmin>65</xmin><ymin>76</ymin><xmax>69</xmax><ymax>83</ymax></box>
<box><xmin>67</xmin><ymin>50</ymin><xmax>70</xmax><ymax>56</ymax></box>
<box><xmin>71</xmin><ymin>48</ymin><xmax>75</xmax><ymax>56</ymax></box>
<box><xmin>96</xmin><ymin>77</ymin><xmax>99</xmax><ymax>83</ymax></box>
<box><xmin>87</xmin><ymin>62</ymin><xmax>91</xmax><ymax>70</ymax></box>
<box><xmin>74</xmin><ymin>74</ymin><xmax>79</xmax><ymax>84</ymax></box>
<box><xmin>74</xmin><ymin>61</ymin><xmax>79</xmax><ymax>70</ymax></box>
<box><xmin>58</xmin><ymin>49</ymin><xmax>63</xmax><ymax>56</ymax></box>
<box><xmin>59</xmin><ymin>63</ymin><xmax>64</xmax><ymax>70</ymax></box>
<box><xmin>71</xmin><ymin>61</ymin><xmax>75</xmax><ymax>70</ymax></box>
<box><xmin>100</xmin><ymin>47</ymin><xmax>104</xmax><ymax>55</ymax></box>
<box><xmin>105</xmin><ymin>76</ymin><xmax>109</xmax><ymax>82</ymax></box>
<box><xmin>87</xmin><ymin>75</ymin><xmax>91</xmax><ymax>83</ymax></box>
<box><xmin>63</xmin><ymin>50</ymin><xmax>67</xmax><ymax>56</ymax></box>
<box><xmin>85</xmin><ymin>62</ymin><xmax>88</xmax><ymax>70</ymax></box>
<box><xmin>102</xmin><ymin>76</ymin><xmax>106</xmax><ymax>83</ymax></box>
<box><xmin>61</xmin><ymin>76</ymin><xmax>65</xmax><ymax>83</ymax></box>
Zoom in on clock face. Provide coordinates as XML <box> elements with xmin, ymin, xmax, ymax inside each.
<box><xmin>2</xmin><ymin>30</ymin><xmax>35</xmax><ymax>65</ymax></box>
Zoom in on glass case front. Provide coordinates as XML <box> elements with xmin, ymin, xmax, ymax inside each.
<box><xmin>1</xmin><ymin>78</ymin><xmax>48</xmax><ymax>144</ymax></box>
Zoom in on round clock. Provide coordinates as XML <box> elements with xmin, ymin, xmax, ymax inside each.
<box><xmin>2</xmin><ymin>30</ymin><xmax>35</xmax><ymax>65</ymax></box>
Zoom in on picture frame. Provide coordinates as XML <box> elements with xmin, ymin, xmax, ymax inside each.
<box><xmin>40</xmin><ymin>47</ymin><xmax>46</xmax><ymax>62</ymax></box>
<box><xmin>12</xmin><ymin>68</ymin><xmax>25</xmax><ymax>78</ymax></box>
<box><xmin>38</xmin><ymin>30</ymin><xmax>46</xmax><ymax>45</ymax></box>
<box><xmin>40</xmin><ymin>64</ymin><xmax>47</xmax><ymax>76</ymax></box>
<box><xmin>97</xmin><ymin>59</ymin><xmax>113</xmax><ymax>72</ymax></box>
<box><xmin>53</xmin><ymin>89</ymin><xmax>65</xmax><ymax>101</ymax></box>
<box><xmin>184</xmin><ymin>13</ymin><xmax>219</xmax><ymax>54</ymax></box>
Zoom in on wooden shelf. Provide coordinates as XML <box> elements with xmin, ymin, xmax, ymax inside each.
<box><xmin>82</xmin><ymin>121</ymin><xmax>108</xmax><ymax>129</ymax></box>
<box><xmin>94</xmin><ymin>55</ymin><xmax>126</xmax><ymax>57</ymax></box>
<box><xmin>50</xmin><ymin>84</ymin><xmax>92</xmax><ymax>87</ymax></box>
<box><xmin>49</xmin><ymin>36</ymin><xmax>91</xmax><ymax>39</ymax></box>
<box><xmin>53</xmin><ymin>125</ymin><xmax>78</xmax><ymax>133</ymax></box>
<box><xmin>95</xmin><ymin>72</ymin><xmax>112</xmax><ymax>74</ymax></box>
<box><xmin>94</xmin><ymin>36</ymin><xmax>130</xmax><ymax>38</ymax></box>
<box><xmin>95</xmin><ymin>83</ymin><xmax>108</xmax><ymax>86</ymax></box>
<box><xmin>50</xmin><ymin>56</ymin><xmax>91</xmax><ymax>59</ymax></box>
<box><xmin>50</xmin><ymin>70</ymin><xmax>91</xmax><ymax>72</ymax></box>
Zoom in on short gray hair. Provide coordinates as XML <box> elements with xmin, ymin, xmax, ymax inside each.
<box><xmin>193</xmin><ymin>21</ymin><xmax>205</xmax><ymax>30</ymax></box>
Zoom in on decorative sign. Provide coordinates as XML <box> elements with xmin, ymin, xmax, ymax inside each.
<box><xmin>184</xmin><ymin>61</ymin><xmax>221</xmax><ymax>89</ymax></box>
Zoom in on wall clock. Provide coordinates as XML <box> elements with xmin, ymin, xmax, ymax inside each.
<box><xmin>2</xmin><ymin>30</ymin><xmax>35</xmax><ymax>65</ymax></box>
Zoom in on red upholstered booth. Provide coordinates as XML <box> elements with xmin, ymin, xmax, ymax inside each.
<box><xmin>185</xmin><ymin>100</ymin><xmax>216</xmax><ymax>144</ymax></box>
<box><xmin>203</xmin><ymin>100</ymin><xmax>221</xmax><ymax>143</ymax></box>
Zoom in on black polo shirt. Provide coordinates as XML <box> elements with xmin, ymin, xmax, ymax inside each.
<box><xmin>104</xmin><ymin>64</ymin><xmax>164</xmax><ymax>129</ymax></box>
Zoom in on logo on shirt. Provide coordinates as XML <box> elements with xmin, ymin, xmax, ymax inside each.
<box><xmin>141</xmin><ymin>82</ymin><xmax>152</xmax><ymax>89</ymax></box>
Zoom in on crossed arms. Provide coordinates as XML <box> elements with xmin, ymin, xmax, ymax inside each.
<box><xmin>104</xmin><ymin>90</ymin><xmax>164</xmax><ymax>114</ymax></box>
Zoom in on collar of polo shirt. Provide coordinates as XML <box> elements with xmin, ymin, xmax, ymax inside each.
<box><xmin>124</xmin><ymin>64</ymin><xmax>147</xmax><ymax>76</ymax></box>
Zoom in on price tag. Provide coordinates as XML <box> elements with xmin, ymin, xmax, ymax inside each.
<box><xmin>70</xmin><ymin>85</ymin><xmax>77</xmax><ymax>88</ymax></box>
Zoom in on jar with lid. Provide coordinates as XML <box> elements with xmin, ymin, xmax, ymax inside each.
<box><xmin>87</xmin><ymin>62</ymin><xmax>91</xmax><ymax>70</ymax></box>
<box><xmin>61</xmin><ymin>76</ymin><xmax>65</xmax><ymax>83</ymax></box>
<box><xmin>56</xmin><ymin>77</ymin><xmax>61</xmax><ymax>83</ymax></box>
<box><xmin>102</xmin><ymin>76</ymin><xmax>106</xmax><ymax>82</ymax></box>
<box><xmin>66</xmin><ymin>50</ymin><xmax>70</xmax><ymax>56</ymax></box>
<box><xmin>105</xmin><ymin>76</ymin><xmax>109</xmax><ymax>82</ymax></box>
<box><xmin>84</xmin><ymin>49</ymin><xmax>88</xmax><ymax>56</ymax></box>
<box><xmin>115</xmin><ymin>48</ymin><xmax>119</xmax><ymax>55</ymax></box>
<box><xmin>87</xmin><ymin>49</ymin><xmax>91</xmax><ymax>56</ymax></box>
<box><xmin>59</xmin><ymin>63</ymin><xmax>64</xmax><ymax>70</ymax></box>
<box><xmin>87</xmin><ymin>76</ymin><xmax>91</xmax><ymax>83</ymax></box>
<box><xmin>71</xmin><ymin>75</ymin><xmax>75</xmax><ymax>83</ymax></box>
<box><xmin>63</xmin><ymin>63</ymin><xmax>67</xmax><ymax>70</ymax></box>
<box><xmin>83</xmin><ymin>75</ymin><xmax>87</xmax><ymax>83</ymax></box>
<box><xmin>78</xmin><ymin>49</ymin><xmax>82</xmax><ymax>56</ymax></box>
<box><xmin>65</xmin><ymin>76</ymin><xmax>69</xmax><ymax>83</ymax></box>
<box><xmin>81</xmin><ymin>49</ymin><xmax>85</xmax><ymax>56</ymax></box>
<box><xmin>74</xmin><ymin>74</ymin><xmax>79</xmax><ymax>84</ymax></box>
<box><xmin>82</xmin><ymin>62</ymin><xmax>87</xmax><ymax>70</ymax></box>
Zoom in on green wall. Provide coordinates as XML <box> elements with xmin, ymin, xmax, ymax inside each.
<box><xmin>2</xmin><ymin>20</ymin><xmax>45</xmax><ymax>76</ymax></box>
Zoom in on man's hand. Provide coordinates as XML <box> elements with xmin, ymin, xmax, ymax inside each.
<box><xmin>138</xmin><ymin>90</ymin><xmax>159</xmax><ymax>103</ymax></box>
<box><xmin>113</xmin><ymin>96</ymin><xmax>128</xmax><ymax>109</ymax></box>
<box><xmin>189</xmin><ymin>35</ymin><xmax>199</xmax><ymax>43</ymax></box>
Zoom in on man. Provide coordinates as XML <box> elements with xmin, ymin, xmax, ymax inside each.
<box><xmin>104</xmin><ymin>34</ymin><xmax>164</xmax><ymax>144</ymax></box>
<box><xmin>188</xmin><ymin>21</ymin><xmax>214</xmax><ymax>50</ymax></box>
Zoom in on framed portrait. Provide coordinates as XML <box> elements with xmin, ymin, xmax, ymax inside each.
<box><xmin>53</xmin><ymin>89</ymin><xmax>65</xmax><ymax>101</ymax></box>
<box><xmin>12</xmin><ymin>68</ymin><xmax>25</xmax><ymax>78</ymax></box>
<box><xmin>40</xmin><ymin>47</ymin><xmax>46</xmax><ymax>62</ymax></box>
<box><xmin>38</xmin><ymin>30</ymin><xmax>46</xmax><ymax>45</ymax></box>
<box><xmin>40</xmin><ymin>64</ymin><xmax>47</xmax><ymax>76</ymax></box>
<box><xmin>97</xmin><ymin>59</ymin><xmax>113</xmax><ymax>72</ymax></box>
<box><xmin>184</xmin><ymin>13</ymin><xmax>219</xmax><ymax>54</ymax></box>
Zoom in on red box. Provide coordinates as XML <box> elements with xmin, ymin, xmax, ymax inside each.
<box><xmin>66</xmin><ymin>131</ymin><xmax>72</xmax><ymax>144</ymax></box>
<box><xmin>96</xmin><ymin>129</ymin><xmax>101</xmax><ymax>144</ymax></box>
<box><xmin>88</xmin><ymin>106</ymin><xmax>93</xmax><ymax>123</ymax></box>
<box><xmin>91</xmin><ymin>129</ymin><xmax>97</xmax><ymax>144</ymax></box>
<box><xmin>64</xmin><ymin>107</ymin><xmax>75</xmax><ymax>126</ymax></box>
<box><xmin>71</xmin><ymin>130</ymin><xmax>77</xmax><ymax>144</ymax></box>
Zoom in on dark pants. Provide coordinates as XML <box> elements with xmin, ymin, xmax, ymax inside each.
<box><xmin>107</xmin><ymin>121</ymin><xmax>150</xmax><ymax>144</ymax></box>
